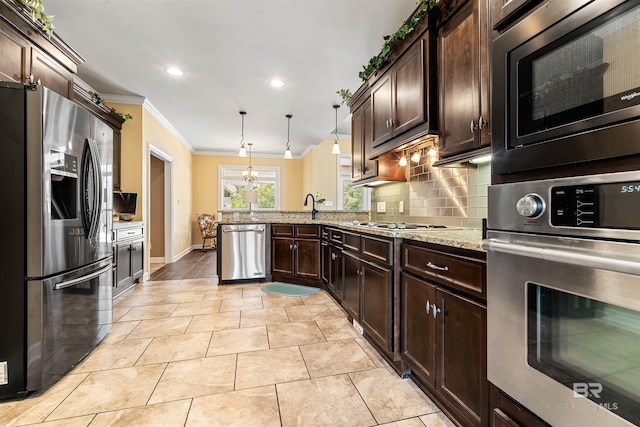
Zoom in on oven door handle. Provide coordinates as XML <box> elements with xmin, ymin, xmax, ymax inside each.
<box><xmin>482</xmin><ymin>239</ymin><xmax>640</xmax><ymax>276</ymax></box>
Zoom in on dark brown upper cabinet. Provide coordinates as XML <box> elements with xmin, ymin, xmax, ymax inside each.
<box><xmin>491</xmin><ymin>0</ymin><xmax>543</xmax><ymax>31</ymax></box>
<box><xmin>437</xmin><ymin>0</ymin><xmax>491</xmax><ymax>158</ymax></box>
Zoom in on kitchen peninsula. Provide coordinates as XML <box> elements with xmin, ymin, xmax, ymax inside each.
<box><xmin>216</xmin><ymin>209</ymin><xmax>487</xmax><ymax>426</ymax></box>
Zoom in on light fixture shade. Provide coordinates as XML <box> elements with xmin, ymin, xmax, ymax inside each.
<box><xmin>331</xmin><ymin>141</ymin><xmax>341</xmax><ymax>155</ymax></box>
<box><xmin>411</xmin><ymin>150</ymin><xmax>421</xmax><ymax>163</ymax></box>
<box><xmin>238</xmin><ymin>146</ymin><xmax>247</xmax><ymax>157</ymax></box>
<box><xmin>243</xmin><ymin>190</ymin><xmax>258</xmax><ymax>203</ymax></box>
<box><xmin>399</xmin><ymin>155</ymin><xmax>408</xmax><ymax>167</ymax></box>
<box><xmin>284</xmin><ymin>148</ymin><xmax>292</xmax><ymax>159</ymax></box>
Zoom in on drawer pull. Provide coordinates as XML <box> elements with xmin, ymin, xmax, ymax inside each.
<box><xmin>432</xmin><ymin>303</ymin><xmax>441</xmax><ymax>319</ymax></box>
<box><xmin>427</xmin><ymin>262</ymin><xmax>449</xmax><ymax>272</ymax></box>
<box><xmin>426</xmin><ymin>301</ymin><xmax>431</xmax><ymax>314</ymax></box>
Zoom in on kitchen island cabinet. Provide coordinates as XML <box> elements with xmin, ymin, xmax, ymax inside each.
<box><xmin>113</xmin><ymin>222</ymin><xmax>144</xmax><ymax>297</ymax></box>
<box><xmin>401</xmin><ymin>241</ymin><xmax>487</xmax><ymax>427</ymax></box>
<box><xmin>271</xmin><ymin>224</ymin><xmax>322</xmax><ymax>287</ymax></box>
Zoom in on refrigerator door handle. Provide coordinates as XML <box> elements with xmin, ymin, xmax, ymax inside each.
<box><xmin>88</xmin><ymin>138</ymin><xmax>103</xmax><ymax>239</ymax></box>
<box><xmin>53</xmin><ymin>264</ymin><xmax>112</xmax><ymax>290</ymax></box>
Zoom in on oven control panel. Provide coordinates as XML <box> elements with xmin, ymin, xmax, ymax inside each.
<box><xmin>551</xmin><ymin>181</ymin><xmax>640</xmax><ymax>229</ymax></box>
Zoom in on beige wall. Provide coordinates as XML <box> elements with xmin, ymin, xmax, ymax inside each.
<box><xmin>109</xmin><ymin>102</ymin><xmax>195</xmax><ymax>272</ymax></box>
<box><xmin>191</xmin><ymin>155</ymin><xmax>304</xmax><ymax>245</ymax></box>
<box><xmin>301</xmin><ymin>138</ymin><xmax>350</xmax><ymax>208</ymax></box>
<box><xmin>149</xmin><ymin>155</ymin><xmax>165</xmax><ymax>258</ymax></box>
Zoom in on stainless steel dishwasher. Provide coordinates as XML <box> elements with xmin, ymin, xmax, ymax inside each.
<box><xmin>220</xmin><ymin>224</ymin><xmax>266</xmax><ymax>281</ymax></box>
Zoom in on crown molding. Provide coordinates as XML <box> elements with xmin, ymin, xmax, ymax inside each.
<box><xmin>300</xmin><ymin>144</ymin><xmax>318</xmax><ymax>158</ymax></box>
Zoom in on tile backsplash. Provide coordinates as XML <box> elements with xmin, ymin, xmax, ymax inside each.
<box><xmin>370</xmin><ymin>153</ymin><xmax>489</xmax><ymax>229</ymax></box>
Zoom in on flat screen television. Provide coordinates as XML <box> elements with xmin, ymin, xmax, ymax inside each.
<box><xmin>113</xmin><ymin>192</ymin><xmax>137</xmax><ymax>220</ymax></box>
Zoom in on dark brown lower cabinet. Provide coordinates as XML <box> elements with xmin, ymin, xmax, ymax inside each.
<box><xmin>322</xmin><ymin>242</ymin><xmax>343</xmax><ymax>301</ymax></box>
<box><xmin>341</xmin><ymin>250</ymin><xmax>361</xmax><ymax>320</ymax></box>
<box><xmin>402</xmin><ymin>272</ymin><xmax>488</xmax><ymax>427</ymax></box>
<box><xmin>360</xmin><ymin>259</ymin><xmax>393</xmax><ymax>352</ymax></box>
<box><xmin>271</xmin><ymin>225</ymin><xmax>321</xmax><ymax>287</ymax></box>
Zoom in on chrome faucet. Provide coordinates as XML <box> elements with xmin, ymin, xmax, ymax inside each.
<box><xmin>304</xmin><ymin>193</ymin><xmax>318</xmax><ymax>220</ymax></box>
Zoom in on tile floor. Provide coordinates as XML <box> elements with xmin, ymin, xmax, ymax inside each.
<box><xmin>0</xmin><ymin>278</ymin><xmax>455</xmax><ymax>426</ymax></box>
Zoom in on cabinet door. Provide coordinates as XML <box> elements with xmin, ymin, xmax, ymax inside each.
<box><xmin>31</xmin><ymin>47</ymin><xmax>73</xmax><ymax>98</ymax></box>
<box><xmin>436</xmin><ymin>287</ymin><xmax>487</xmax><ymax>427</ymax></box>
<box><xmin>272</xmin><ymin>237</ymin><xmax>294</xmax><ymax>275</ymax></box>
<box><xmin>361</xmin><ymin>100</ymin><xmax>377</xmax><ymax>180</ymax></box>
<box><xmin>371</xmin><ymin>73</ymin><xmax>393</xmax><ymax>147</ymax></box>
<box><xmin>401</xmin><ymin>273</ymin><xmax>437</xmax><ymax>387</ymax></box>
<box><xmin>321</xmin><ymin>242</ymin><xmax>331</xmax><ymax>284</ymax></box>
<box><xmin>341</xmin><ymin>250</ymin><xmax>361</xmax><ymax>321</ymax></box>
<box><xmin>115</xmin><ymin>244</ymin><xmax>132</xmax><ymax>287</ymax></box>
<box><xmin>295</xmin><ymin>238</ymin><xmax>320</xmax><ymax>279</ymax></box>
<box><xmin>491</xmin><ymin>0</ymin><xmax>540</xmax><ymax>30</ymax></box>
<box><xmin>438</xmin><ymin>0</ymin><xmax>488</xmax><ymax>157</ymax></box>
<box><xmin>360</xmin><ymin>259</ymin><xmax>393</xmax><ymax>352</ymax></box>
<box><xmin>351</xmin><ymin>106</ymin><xmax>364</xmax><ymax>181</ymax></box>
<box><xmin>393</xmin><ymin>42</ymin><xmax>425</xmax><ymax>136</ymax></box>
<box><xmin>0</xmin><ymin>20</ymin><xmax>28</xmax><ymax>84</ymax></box>
<box><xmin>330</xmin><ymin>247</ymin><xmax>343</xmax><ymax>298</ymax></box>
<box><xmin>131</xmin><ymin>241</ymin><xmax>144</xmax><ymax>280</ymax></box>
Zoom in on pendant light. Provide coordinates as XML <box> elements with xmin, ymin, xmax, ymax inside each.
<box><xmin>331</xmin><ymin>104</ymin><xmax>341</xmax><ymax>155</ymax></box>
<box><xmin>411</xmin><ymin>149</ymin><xmax>422</xmax><ymax>163</ymax></box>
<box><xmin>238</xmin><ymin>111</ymin><xmax>247</xmax><ymax>157</ymax></box>
<box><xmin>242</xmin><ymin>142</ymin><xmax>258</xmax><ymax>182</ymax></box>
<box><xmin>283</xmin><ymin>114</ymin><xmax>293</xmax><ymax>159</ymax></box>
<box><xmin>399</xmin><ymin>152</ymin><xmax>408</xmax><ymax>167</ymax></box>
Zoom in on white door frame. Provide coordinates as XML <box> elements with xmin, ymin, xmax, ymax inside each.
<box><xmin>149</xmin><ymin>145</ymin><xmax>173</xmax><ymax>264</ymax></box>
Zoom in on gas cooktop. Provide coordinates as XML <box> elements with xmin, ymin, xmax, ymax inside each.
<box><xmin>350</xmin><ymin>222</ymin><xmax>454</xmax><ymax>230</ymax></box>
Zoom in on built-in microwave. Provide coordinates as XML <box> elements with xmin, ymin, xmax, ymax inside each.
<box><xmin>492</xmin><ymin>0</ymin><xmax>640</xmax><ymax>175</ymax></box>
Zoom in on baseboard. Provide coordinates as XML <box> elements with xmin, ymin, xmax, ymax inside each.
<box><xmin>150</xmin><ymin>257</ymin><xmax>165</xmax><ymax>263</ymax></box>
<box><xmin>170</xmin><ymin>245</ymin><xmax>196</xmax><ymax>263</ymax></box>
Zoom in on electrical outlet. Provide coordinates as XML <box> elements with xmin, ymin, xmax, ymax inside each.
<box><xmin>399</xmin><ymin>201</ymin><xmax>404</xmax><ymax>213</ymax></box>
<box><xmin>377</xmin><ymin>201</ymin><xmax>386</xmax><ymax>213</ymax></box>
<box><xmin>324</xmin><ymin>200</ymin><xmax>333</xmax><ymax>207</ymax></box>
<box><xmin>0</xmin><ymin>361</ymin><xmax>7</xmax><ymax>385</ymax></box>
<box><xmin>352</xmin><ymin>320</ymin><xmax>364</xmax><ymax>335</ymax></box>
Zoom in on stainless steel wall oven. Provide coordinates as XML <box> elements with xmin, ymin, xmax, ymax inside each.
<box><xmin>484</xmin><ymin>171</ymin><xmax>640</xmax><ymax>426</ymax></box>
<box><xmin>492</xmin><ymin>0</ymin><xmax>640</xmax><ymax>175</ymax></box>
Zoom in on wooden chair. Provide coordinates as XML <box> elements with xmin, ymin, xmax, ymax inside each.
<box><xmin>197</xmin><ymin>213</ymin><xmax>217</xmax><ymax>250</ymax></box>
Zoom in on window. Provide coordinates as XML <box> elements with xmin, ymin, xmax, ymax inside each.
<box><xmin>338</xmin><ymin>155</ymin><xmax>370</xmax><ymax>210</ymax></box>
<box><xmin>219</xmin><ymin>165</ymin><xmax>280</xmax><ymax>210</ymax></box>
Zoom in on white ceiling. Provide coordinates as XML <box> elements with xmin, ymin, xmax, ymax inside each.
<box><xmin>46</xmin><ymin>0</ymin><xmax>419</xmax><ymax>157</ymax></box>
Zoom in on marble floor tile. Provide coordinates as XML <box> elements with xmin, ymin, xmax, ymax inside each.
<box><xmin>148</xmin><ymin>355</ymin><xmax>236</xmax><ymax>404</ymax></box>
<box><xmin>380</xmin><ymin>418</ymin><xmax>428</xmax><ymax>427</ymax></box>
<box><xmin>171</xmin><ymin>299</ymin><xmax>222</xmax><ymax>317</ymax></box>
<box><xmin>186</xmin><ymin>311</ymin><xmax>241</xmax><ymax>333</ymax></box>
<box><xmin>0</xmin><ymin>373</ymin><xmax>88</xmax><ymax>426</ymax></box>
<box><xmin>113</xmin><ymin>293</ymin><xmax>168</xmax><ymax>308</ymax></box>
<box><xmin>136</xmin><ymin>331</ymin><xmax>212</xmax><ymax>365</ymax></box>
<box><xmin>90</xmin><ymin>400</ymin><xmax>191</xmax><ymax>426</ymax></box>
<box><xmin>112</xmin><ymin>305</ymin><xmax>133</xmax><ymax>322</ymax></box>
<box><xmin>100</xmin><ymin>321</ymin><xmax>140</xmax><ymax>344</ymax></box>
<box><xmin>161</xmin><ymin>291</ymin><xmax>207</xmax><ymax>304</ymax></box>
<box><xmin>356</xmin><ymin>337</ymin><xmax>389</xmax><ymax>368</ymax></box>
<box><xmin>203</xmin><ymin>288</ymin><xmax>244</xmax><ymax>301</ymax></box>
<box><xmin>301</xmin><ymin>291</ymin><xmax>335</xmax><ymax>305</ymax></box>
<box><xmin>206</xmin><ymin>326</ymin><xmax>269</xmax><ymax>356</ymax></box>
<box><xmin>316</xmin><ymin>318</ymin><xmax>360</xmax><ymax>341</ymax></box>
<box><xmin>240</xmin><ymin>307</ymin><xmax>290</xmax><ymax>327</ymax></box>
<box><xmin>186</xmin><ymin>385</ymin><xmax>280</xmax><ymax>427</ymax></box>
<box><xmin>267</xmin><ymin>322</ymin><xmax>326</xmax><ymax>348</ymax></box>
<box><xmin>300</xmin><ymin>339</ymin><xmax>376</xmax><ymax>377</ymax></box>
<box><xmin>126</xmin><ymin>316</ymin><xmax>192</xmax><ymax>340</ymax></box>
<box><xmin>46</xmin><ymin>364</ymin><xmax>165</xmax><ymax>420</ymax></box>
<box><xmin>23</xmin><ymin>415</ymin><xmax>95</xmax><ymax>426</ymax></box>
<box><xmin>74</xmin><ymin>338</ymin><xmax>152</xmax><ymax>373</ymax></box>
<box><xmin>277</xmin><ymin>374</ymin><xmax>376</xmax><ymax>427</ymax></box>
<box><xmin>219</xmin><ymin>296</ymin><xmax>263</xmax><ymax>312</ymax></box>
<box><xmin>261</xmin><ymin>293</ymin><xmax>305</xmax><ymax>308</ymax></box>
<box><xmin>242</xmin><ymin>287</ymin><xmax>267</xmax><ymax>298</ymax></box>
<box><xmin>285</xmin><ymin>303</ymin><xmax>336</xmax><ymax>322</ymax></box>
<box><xmin>118</xmin><ymin>303</ymin><xmax>178</xmax><ymax>322</ymax></box>
<box><xmin>350</xmin><ymin>367</ymin><xmax>440</xmax><ymax>424</ymax></box>
<box><xmin>235</xmin><ymin>346</ymin><xmax>309</xmax><ymax>390</ymax></box>
<box><xmin>179</xmin><ymin>278</ymin><xmax>218</xmax><ymax>287</ymax></box>
<box><xmin>420</xmin><ymin>411</ymin><xmax>457</xmax><ymax>427</ymax></box>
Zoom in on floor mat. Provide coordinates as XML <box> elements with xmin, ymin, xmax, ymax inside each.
<box><xmin>262</xmin><ymin>282</ymin><xmax>320</xmax><ymax>297</ymax></box>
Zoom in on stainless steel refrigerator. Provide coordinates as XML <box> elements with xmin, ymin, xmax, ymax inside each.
<box><xmin>0</xmin><ymin>83</ymin><xmax>113</xmax><ymax>399</ymax></box>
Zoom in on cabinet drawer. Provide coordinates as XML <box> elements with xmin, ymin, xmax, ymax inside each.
<box><xmin>343</xmin><ymin>231</ymin><xmax>360</xmax><ymax>252</ymax></box>
<box><xmin>295</xmin><ymin>225</ymin><xmax>319</xmax><ymax>238</ymax></box>
<box><xmin>402</xmin><ymin>243</ymin><xmax>486</xmax><ymax>300</ymax></box>
<box><xmin>321</xmin><ymin>227</ymin><xmax>330</xmax><ymax>240</ymax></box>
<box><xmin>272</xmin><ymin>224</ymin><xmax>294</xmax><ymax>236</ymax></box>
<box><xmin>115</xmin><ymin>227</ymin><xmax>143</xmax><ymax>242</ymax></box>
<box><xmin>361</xmin><ymin>235</ymin><xmax>393</xmax><ymax>265</ymax></box>
<box><xmin>329</xmin><ymin>229</ymin><xmax>343</xmax><ymax>245</ymax></box>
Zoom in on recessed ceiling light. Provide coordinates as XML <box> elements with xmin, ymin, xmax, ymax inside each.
<box><xmin>270</xmin><ymin>79</ymin><xmax>284</xmax><ymax>87</ymax></box>
<box><xmin>166</xmin><ymin>67</ymin><xmax>184</xmax><ymax>76</ymax></box>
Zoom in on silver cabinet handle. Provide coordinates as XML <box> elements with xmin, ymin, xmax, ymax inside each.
<box><xmin>54</xmin><ymin>264</ymin><xmax>112</xmax><ymax>290</ymax></box>
<box><xmin>478</xmin><ymin>115</ymin><xmax>487</xmax><ymax>130</ymax></box>
<box><xmin>470</xmin><ymin>120</ymin><xmax>476</xmax><ymax>133</ymax></box>
<box><xmin>432</xmin><ymin>304</ymin><xmax>441</xmax><ymax>319</ymax></box>
<box><xmin>427</xmin><ymin>262</ymin><xmax>449</xmax><ymax>272</ymax></box>
<box><xmin>289</xmin><ymin>243</ymin><xmax>294</xmax><ymax>250</ymax></box>
<box><xmin>426</xmin><ymin>301</ymin><xmax>431</xmax><ymax>314</ymax></box>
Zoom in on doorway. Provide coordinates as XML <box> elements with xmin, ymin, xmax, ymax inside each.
<box><xmin>149</xmin><ymin>145</ymin><xmax>173</xmax><ymax>265</ymax></box>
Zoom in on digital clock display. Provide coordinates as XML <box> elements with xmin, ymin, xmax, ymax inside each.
<box><xmin>599</xmin><ymin>182</ymin><xmax>640</xmax><ymax>229</ymax></box>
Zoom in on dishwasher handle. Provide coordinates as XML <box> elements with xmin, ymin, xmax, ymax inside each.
<box><xmin>222</xmin><ymin>227</ymin><xmax>265</xmax><ymax>233</ymax></box>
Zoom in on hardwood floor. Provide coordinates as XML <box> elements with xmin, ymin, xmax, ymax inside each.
<box><xmin>149</xmin><ymin>249</ymin><xmax>216</xmax><ymax>281</ymax></box>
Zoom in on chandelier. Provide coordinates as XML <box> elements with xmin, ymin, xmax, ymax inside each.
<box><xmin>242</xmin><ymin>142</ymin><xmax>258</xmax><ymax>182</ymax></box>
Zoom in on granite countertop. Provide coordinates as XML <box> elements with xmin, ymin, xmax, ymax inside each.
<box><xmin>220</xmin><ymin>219</ymin><xmax>484</xmax><ymax>252</ymax></box>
